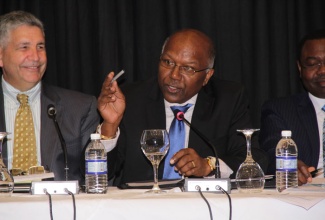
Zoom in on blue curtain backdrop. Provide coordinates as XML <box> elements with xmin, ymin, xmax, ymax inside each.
<box><xmin>1</xmin><ymin>0</ymin><xmax>325</xmax><ymax>126</ymax></box>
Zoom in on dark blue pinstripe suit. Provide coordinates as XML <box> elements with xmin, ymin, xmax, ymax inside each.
<box><xmin>259</xmin><ymin>92</ymin><xmax>320</xmax><ymax>175</ymax></box>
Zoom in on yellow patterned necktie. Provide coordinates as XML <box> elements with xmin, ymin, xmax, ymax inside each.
<box><xmin>12</xmin><ymin>94</ymin><xmax>37</xmax><ymax>172</ymax></box>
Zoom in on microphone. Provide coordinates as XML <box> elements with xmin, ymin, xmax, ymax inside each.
<box><xmin>174</xmin><ymin>110</ymin><xmax>221</xmax><ymax>178</ymax></box>
<box><xmin>31</xmin><ymin>105</ymin><xmax>79</xmax><ymax>195</ymax></box>
<box><xmin>174</xmin><ymin>110</ymin><xmax>231</xmax><ymax>193</ymax></box>
<box><xmin>47</xmin><ymin>104</ymin><xmax>69</xmax><ymax>181</ymax></box>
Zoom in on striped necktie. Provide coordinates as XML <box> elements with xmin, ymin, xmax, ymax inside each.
<box><xmin>163</xmin><ymin>103</ymin><xmax>193</xmax><ymax>179</ymax></box>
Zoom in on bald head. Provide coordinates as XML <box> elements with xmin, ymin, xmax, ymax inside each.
<box><xmin>161</xmin><ymin>29</ymin><xmax>215</xmax><ymax>68</ymax></box>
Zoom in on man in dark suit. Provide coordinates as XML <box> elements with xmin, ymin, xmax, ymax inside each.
<box><xmin>98</xmin><ymin>29</ymin><xmax>268</xmax><ymax>185</ymax></box>
<box><xmin>259</xmin><ymin>29</ymin><xmax>325</xmax><ymax>185</ymax></box>
<box><xmin>0</xmin><ymin>11</ymin><xmax>99</xmax><ymax>182</ymax></box>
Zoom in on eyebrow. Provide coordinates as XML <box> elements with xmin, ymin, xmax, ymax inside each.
<box><xmin>161</xmin><ymin>55</ymin><xmax>199</xmax><ymax>66</ymax></box>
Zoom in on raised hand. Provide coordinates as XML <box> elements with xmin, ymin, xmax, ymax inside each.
<box><xmin>97</xmin><ymin>72</ymin><xmax>126</xmax><ymax>137</ymax></box>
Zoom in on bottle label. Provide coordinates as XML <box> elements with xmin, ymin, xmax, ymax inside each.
<box><xmin>86</xmin><ymin>159</ymin><xmax>107</xmax><ymax>174</ymax></box>
<box><xmin>276</xmin><ymin>156</ymin><xmax>297</xmax><ymax>171</ymax></box>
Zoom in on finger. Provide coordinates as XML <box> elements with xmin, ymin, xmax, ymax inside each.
<box><xmin>298</xmin><ymin>160</ymin><xmax>312</xmax><ymax>182</ymax></box>
<box><xmin>307</xmin><ymin>166</ymin><xmax>316</xmax><ymax>173</ymax></box>
<box><xmin>176</xmin><ymin>160</ymin><xmax>196</xmax><ymax>176</ymax></box>
<box><xmin>101</xmin><ymin>72</ymin><xmax>114</xmax><ymax>88</ymax></box>
<box><xmin>170</xmin><ymin>148</ymin><xmax>188</xmax><ymax>165</ymax></box>
<box><xmin>298</xmin><ymin>171</ymin><xmax>308</xmax><ymax>185</ymax></box>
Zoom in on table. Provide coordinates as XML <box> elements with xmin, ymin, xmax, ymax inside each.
<box><xmin>0</xmin><ymin>186</ymin><xmax>325</xmax><ymax>220</ymax></box>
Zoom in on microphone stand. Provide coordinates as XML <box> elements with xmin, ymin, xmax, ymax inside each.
<box><xmin>182</xmin><ymin>118</ymin><xmax>221</xmax><ymax>178</ymax></box>
<box><xmin>30</xmin><ymin>105</ymin><xmax>79</xmax><ymax>195</ymax></box>
<box><xmin>52</xmin><ymin>114</ymin><xmax>69</xmax><ymax>181</ymax></box>
<box><xmin>174</xmin><ymin>110</ymin><xmax>230</xmax><ymax>193</ymax></box>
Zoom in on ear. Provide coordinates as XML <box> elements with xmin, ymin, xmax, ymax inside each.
<box><xmin>203</xmin><ymin>69</ymin><xmax>214</xmax><ymax>86</ymax></box>
<box><xmin>0</xmin><ymin>48</ymin><xmax>3</xmax><ymax>67</ymax></box>
<box><xmin>297</xmin><ymin>60</ymin><xmax>302</xmax><ymax>78</ymax></box>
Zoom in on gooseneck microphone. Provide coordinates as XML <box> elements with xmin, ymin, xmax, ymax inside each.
<box><xmin>47</xmin><ymin>104</ymin><xmax>69</xmax><ymax>181</ymax></box>
<box><xmin>174</xmin><ymin>110</ymin><xmax>221</xmax><ymax>178</ymax></box>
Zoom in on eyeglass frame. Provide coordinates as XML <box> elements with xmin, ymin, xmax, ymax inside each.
<box><xmin>159</xmin><ymin>58</ymin><xmax>212</xmax><ymax>76</ymax></box>
<box><xmin>300</xmin><ymin>58</ymin><xmax>325</xmax><ymax>71</ymax></box>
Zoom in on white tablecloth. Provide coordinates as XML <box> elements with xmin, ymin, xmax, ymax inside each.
<box><xmin>0</xmin><ymin>186</ymin><xmax>325</xmax><ymax>220</ymax></box>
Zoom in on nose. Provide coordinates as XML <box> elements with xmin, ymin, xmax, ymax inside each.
<box><xmin>317</xmin><ymin>61</ymin><xmax>325</xmax><ymax>74</ymax></box>
<box><xmin>28</xmin><ymin>47</ymin><xmax>41</xmax><ymax>61</ymax></box>
<box><xmin>170</xmin><ymin>65</ymin><xmax>182</xmax><ymax>80</ymax></box>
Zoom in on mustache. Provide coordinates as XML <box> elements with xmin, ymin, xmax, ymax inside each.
<box><xmin>314</xmin><ymin>74</ymin><xmax>325</xmax><ymax>81</ymax></box>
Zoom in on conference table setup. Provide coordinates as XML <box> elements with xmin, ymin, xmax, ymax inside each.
<box><xmin>1</xmin><ymin>178</ymin><xmax>325</xmax><ymax>220</ymax></box>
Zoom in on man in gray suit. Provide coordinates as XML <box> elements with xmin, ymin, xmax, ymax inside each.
<box><xmin>0</xmin><ymin>11</ymin><xmax>99</xmax><ymax>182</ymax></box>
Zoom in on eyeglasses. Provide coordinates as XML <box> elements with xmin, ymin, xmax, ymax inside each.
<box><xmin>159</xmin><ymin>58</ymin><xmax>211</xmax><ymax>76</ymax></box>
<box><xmin>301</xmin><ymin>58</ymin><xmax>325</xmax><ymax>71</ymax></box>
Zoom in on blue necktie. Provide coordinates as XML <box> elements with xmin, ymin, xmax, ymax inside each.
<box><xmin>316</xmin><ymin>105</ymin><xmax>325</xmax><ymax>177</ymax></box>
<box><xmin>163</xmin><ymin>103</ymin><xmax>193</xmax><ymax>179</ymax></box>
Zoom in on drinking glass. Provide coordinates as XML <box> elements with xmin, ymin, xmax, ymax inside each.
<box><xmin>140</xmin><ymin>129</ymin><xmax>169</xmax><ymax>193</ymax></box>
<box><xmin>0</xmin><ymin>132</ymin><xmax>14</xmax><ymax>193</ymax></box>
<box><xmin>236</xmin><ymin>129</ymin><xmax>265</xmax><ymax>193</ymax></box>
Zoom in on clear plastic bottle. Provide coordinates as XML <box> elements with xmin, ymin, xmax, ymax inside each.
<box><xmin>85</xmin><ymin>133</ymin><xmax>107</xmax><ymax>193</ymax></box>
<box><xmin>276</xmin><ymin>130</ymin><xmax>298</xmax><ymax>192</ymax></box>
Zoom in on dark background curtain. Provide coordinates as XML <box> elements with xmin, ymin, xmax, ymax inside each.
<box><xmin>1</xmin><ymin>0</ymin><xmax>325</xmax><ymax>126</ymax></box>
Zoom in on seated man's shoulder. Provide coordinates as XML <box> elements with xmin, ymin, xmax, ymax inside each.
<box><xmin>121</xmin><ymin>77</ymin><xmax>158</xmax><ymax>96</ymax></box>
<box><xmin>206</xmin><ymin>78</ymin><xmax>246</xmax><ymax>99</ymax></box>
<box><xmin>42</xmin><ymin>83</ymin><xmax>96</xmax><ymax>104</ymax></box>
<box><xmin>262</xmin><ymin>92</ymin><xmax>307</xmax><ymax>108</ymax></box>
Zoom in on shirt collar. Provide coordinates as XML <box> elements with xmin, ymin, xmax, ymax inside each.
<box><xmin>309</xmin><ymin>92</ymin><xmax>325</xmax><ymax>113</ymax></box>
<box><xmin>2</xmin><ymin>75</ymin><xmax>41</xmax><ymax>104</ymax></box>
<box><xmin>164</xmin><ymin>94</ymin><xmax>198</xmax><ymax>109</ymax></box>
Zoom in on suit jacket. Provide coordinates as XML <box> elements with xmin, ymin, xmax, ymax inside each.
<box><xmin>259</xmin><ymin>92</ymin><xmax>319</xmax><ymax>174</ymax></box>
<box><xmin>0</xmin><ymin>80</ymin><xmax>99</xmax><ymax>182</ymax></box>
<box><xmin>108</xmin><ymin>77</ymin><xmax>269</xmax><ymax>185</ymax></box>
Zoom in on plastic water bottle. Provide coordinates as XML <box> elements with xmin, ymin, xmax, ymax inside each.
<box><xmin>276</xmin><ymin>130</ymin><xmax>298</xmax><ymax>192</ymax></box>
<box><xmin>85</xmin><ymin>133</ymin><xmax>107</xmax><ymax>193</ymax></box>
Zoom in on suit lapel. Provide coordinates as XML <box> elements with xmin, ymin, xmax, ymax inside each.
<box><xmin>146</xmin><ymin>83</ymin><xmax>165</xmax><ymax>129</ymax></box>
<box><xmin>296</xmin><ymin>93</ymin><xmax>319</xmax><ymax>162</ymax></box>
<box><xmin>188</xmin><ymin>87</ymin><xmax>215</xmax><ymax>154</ymax></box>
<box><xmin>0</xmin><ymin>78</ymin><xmax>8</xmax><ymax>165</ymax></box>
<box><xmin>40</xmin><ymin>84</ymin><xmax>62</xmax><ymax>171</ymax></box>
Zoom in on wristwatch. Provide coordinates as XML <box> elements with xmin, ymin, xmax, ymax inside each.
<box><xmin>206</xmin><ymin>156</ymin><xmax>216</xmax><ymax>171</ymax></box>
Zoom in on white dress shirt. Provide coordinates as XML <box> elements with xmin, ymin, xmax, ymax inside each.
<box><xmin>2</xmin><ymin>76</ymin><xmax>42</xmax><ymax>170</ymax></box>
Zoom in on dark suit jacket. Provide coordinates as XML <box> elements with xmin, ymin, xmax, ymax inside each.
<box><xmin>259</xmin><ymin>92</ymin><xmax>319</xmax><ymax>175</ymax></box>
<box><xmin>0</xmin><ymin>81</ymin><xmax>99</xmax><ymax>183</ymax></box>
<box><xmin>108</xmin><ymin>77</ymin><xmax>268</xmax><ymax>185</ymax></box>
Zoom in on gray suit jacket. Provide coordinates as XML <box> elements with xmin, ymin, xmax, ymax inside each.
<box><xmin>0</xmin><ymin>80</ymin><xmax>99</xmax><ymax>182</ymax></box>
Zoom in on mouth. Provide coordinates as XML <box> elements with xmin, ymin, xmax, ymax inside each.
<box><xmin>166</xmin><ymin>84</ymin><xmax>182</xmax><ymax>94</ymax></box>
<box><xmin>22</xmin><ymin>65</ymin><xmax>42</xmax><ymax>72</ymax></box>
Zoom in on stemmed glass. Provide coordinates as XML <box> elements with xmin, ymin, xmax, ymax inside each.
<box><xmin>140</xmin><ymin>129</ymin><xmax>169</xmax><ymax>193</ymax></box>
<box><xmin>236</xmin><ymin>129</ymin><xmax>265</xmax><ymax>193</ymax></box>
<box><xmin>0</xmin><ymin>132</ymin><xmax>14</xmax><ymax>193</ymax></box>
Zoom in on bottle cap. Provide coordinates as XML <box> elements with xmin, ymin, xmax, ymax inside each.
<box><xmin>90</xmin><ymin>133</ymin><xmax>101</xmax><ymax>140</ymax></box>
<box><xmin>281</xmin><ymin>130</ymin><xmax>292</xmax><ymax>137</ymax></box>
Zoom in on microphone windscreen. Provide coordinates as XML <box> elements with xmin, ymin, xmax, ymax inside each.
<box><xmin>176</xmin><ymin>111</ymin><xmax>184</xmax><ymax>121</ymax></box>
<box><xmin>47</xmin><ymin>104</ymin><xmax>56</xmax><ymax>117</ymax></box>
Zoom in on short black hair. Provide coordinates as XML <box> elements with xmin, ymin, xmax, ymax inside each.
<box><xmin>297</xmin><ymin>29</ymin><xmax>325</xmax><ymax>62</ymax></box>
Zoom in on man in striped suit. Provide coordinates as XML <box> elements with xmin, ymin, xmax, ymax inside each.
<box><xmin>259</xmin><ymin>29</ymin><xmax>325</xmax><ymax>185</ymax></box>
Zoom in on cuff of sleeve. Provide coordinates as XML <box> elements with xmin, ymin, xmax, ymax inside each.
<box><xmin>96</xmin><ymin>123</ymin><xmax>119</xmax><ymax>140</ymax></box>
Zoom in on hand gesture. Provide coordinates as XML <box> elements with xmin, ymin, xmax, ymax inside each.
<box><xmin>98</xmin><ymin>72</ymin><xmax>126</xmax><ymax>136</ymax></box>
